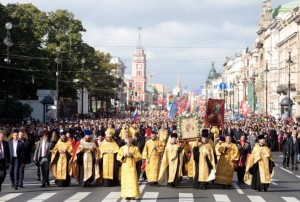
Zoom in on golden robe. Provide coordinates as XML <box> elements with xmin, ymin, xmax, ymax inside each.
<box><xmin>158</xmin><ymin>142</ymin><xmax>184</xmax><ymax>185</ymax></box>
<box><xmin>117</xmin><ymin>145</ymin><xmax>142</xmax><ymax>199</ymax></box>
<box><xmin>215</xmin><ymin>142</ymin><xmax>223</xmax><ymax>162</ymax></box>
<box><xmin>244</xmin><ymin>143</ymin><xmax>274</xmax><ymax>186</ymax></box>
<box><xmin>129</xmin><ymin>127</ymin><xmax>139</xmax><ymax>137</ymax></box>
<box><xmin>183</xmin><ymin>141</ymin><xmax>196</xmax><ymax>177</ymax></box>
<box><xmin>210</xmin><ymin>127</ymin><xmax>220</xmax><ymax>140</ymax></box>
<box><xmin>73</xmin><ymin>139</ymin><xmax>100</xmax><ymax>182</ymax></box>
<box><xmin>50</xmin><ymin>139</ymin><xmax>73</xmax><ymax>180</ymax></box>
<box><xmin>158</xmin><ymin>129</ymin><xmax>168</xmax><ymax>147</ymax></box>
<box><xmin>99</xmin><ymin>139</ymin><xmax>119</xmax><ymax>180</ymax></box>
<box><xmin>215</xmin><ymin>142</ymin><xmax>239</xmax><ymax>185</ymax></box>
<box><xmin>195</xmin><ymin>142</ymin><xmax>216</xmax><ymax>182</ymax></box>
<box><xmin>120</xmin><ymin>128</ymin><xmax>131</xmax><ymax>140</ymax></box>
<box><xmin>142</xmin><ymin>139</ymin><xmax>164</xmax><ymax>182</ymax></box>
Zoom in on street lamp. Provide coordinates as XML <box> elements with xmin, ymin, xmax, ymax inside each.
<box><xmin>54</xmin><ymin>47</ymin><xmax>61</xmax><ymax>119</ymax></box>
<box><xmin>236</xmin><ymin>77</ymin><xmax>240</xmax><ymax>114</ymax></box>
<box><xmin>265</xmin><ymin>60</ymin><xmax>269</xmax><ymax>115</ymax></box>
<box><xmin>4</xmin><ymin>22</ymin><xmax>13</xmax><ymax>64</ymax></box>
<box><xmin>287</xmin><ymin>49</ymin><xmax>293</xmax><ymax>118</ymax></box>
<box><xmin>3</xmin><ymin>22</ymin><xmax>13</xmax><ymax>117</ymax></box>
<box><xmin>81</xmin><ymin>58</ymin><xmax>85</xmax><ymax>115</ymax></box>
<box><xmin>250</xmin><ymin>71</ymin><xmax>257</xmax><ymax>113</ymax></box>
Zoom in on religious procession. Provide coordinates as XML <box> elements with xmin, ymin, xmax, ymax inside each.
<box><xmin>1</xmin><ymin>95</ymin><xmax>299</xmax><ymax>200</ymax></box>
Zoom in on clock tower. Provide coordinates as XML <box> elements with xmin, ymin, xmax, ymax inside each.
<box><xmin>132</xmin><ymin>28</ymin><xmax>147</xmax><ymax>103</ymax></box>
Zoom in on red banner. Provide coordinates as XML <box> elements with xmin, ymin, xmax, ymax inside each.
<box><xmin>205</xmin><ymin>98</ymin><xmax>225</xmax><ymax>126</ymax></box>
<box><xmin>240</xmin><ymin>98</ymin><xmax>250</xmax><ymax>116</ymax></box>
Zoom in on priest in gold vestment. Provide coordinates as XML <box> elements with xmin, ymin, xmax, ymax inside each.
<box><xmin>215</xmin><ymin>135</ymin><xmax>239</xmax><ymax>189</ymax></box>
<box><xmin>73</xmin><ymin>130</ymin><xmax>100</xmax><ymax>187</ymax></box>
<box><xmin>50</xmin><ymin>132</ymin><xmax>73</xmax><ymax>187</ymax></box>
<box><xmin>158</xmin><ymin>133</ymin><xmax>184</xmax><ymax>188</ymax></box>
<box><xmin>158</xmin><ymin>123</ymin><xmax>169</xmax><ymax>148</ymax></box>
<box><xmin>142</xmin><ymin>131</ymin><xmax>164</xmax><ymax>186</ymax></box>
<box><xmin>99</xmin><ymin>131</ymin><xmax>120</xmax><ymax>186</ymax></box>
<box><xmin>193</xmin><ymin>129</ymin><xmax>216</xmax><ymax>190</ymax></box>
<box><xmin>244</xmin><ymin>134</ymin><xmax>275</xmax><ymax>192</ymax></box>
<box><xmin>117</xmin><ymin>137</ymin><xmax>142</xmax><ymax>200</ymax></box>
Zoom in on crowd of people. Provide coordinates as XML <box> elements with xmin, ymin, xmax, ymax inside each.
<box><xmin>0</xmin><ymin>113</ymin><xmax>299</xmax><ymax>199</ymax></box>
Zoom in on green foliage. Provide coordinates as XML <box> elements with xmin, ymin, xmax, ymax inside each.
<box><xmin>0</xmin><ymin>3</ymin><xmax>124</xmax><ymax>105</ymax></box>
<box><xmin>0</xmin><ymin>99</ymin><xmax>33</xmax><ymax>119</ymax></box>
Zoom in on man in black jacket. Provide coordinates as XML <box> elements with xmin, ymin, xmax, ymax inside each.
<box><xmin>281</xmin><ymin>132</ymin><xmax>289</xmax><ymax>168</ymax></box>
<box><xmin>8</xmin><ymin>129</ymin><xmax>25</xmax><ymax>190</ymax></box>
<box><xmin>0</xmin><ymin>131</ymin><xmax>10</xmax><ymax>192</ymax></box>
<box><xmin>18</xmin><ymin>130</ymin><xmax>31</xmax><ymax>188</ymax></box>
<box><xmin>287</xmin><ymin>132</ymin><xmax>299</xmax><ymax>170</ymax></box>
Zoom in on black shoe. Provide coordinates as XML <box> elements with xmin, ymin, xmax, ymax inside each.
<box><xmin>11</xmin><ymin>184</ymin><xmax>14</xmax><ymax>188</ymax></box>
<box><xmin>40</xmin><ymin>184</ymin><xmax>46</xmax><ymax>188</ymax></box>
<box><xmin>295</xmin><ymin>167</ymin><xmax>298</xmax><ymax>170</ymax></box>
<box><xmin>37</xmin><ymin>178</ymin><xmax>41</xmax><ymax>181</ymax></box>
<box><xmin>47</xmin><ymin>182</ymin><xmax>50</xmax><ymax>187</ymax></box>
<box><xmin>19</xmin><ymin>185</ymin><xmax>23</xmax><ymax>188</ymax></box>
<box><xmin>14</xmin><ymin>186</ymin><xmax>18</xmax><ymax>190</ymax></box>
<box><xmin>291</xmin><ymin>167</ymin><xmax>295</xmax><ymax>170</ymax></box>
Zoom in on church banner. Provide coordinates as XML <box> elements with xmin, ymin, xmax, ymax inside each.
<box><xmin>205</xmin><ymin>98</ymin><xmax>225</xmax><ymax>126</ymax></box>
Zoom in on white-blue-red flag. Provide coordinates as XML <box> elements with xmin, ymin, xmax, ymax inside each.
<box><xmin>132</xmin><ymin>109</ymin><xmax>138</xmax><ymax>123</ymax></box>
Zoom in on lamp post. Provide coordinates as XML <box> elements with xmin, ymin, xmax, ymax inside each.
<box><xmin>287</xmin><ymin>49</ymin><xmax>293</xmax><ymax>118</ymax></box>
<box><xmin>3</xmin><ymin>22</ymin><xmax>13</xmax><ymax>117</ymax></box>
<box><xmin>81</xmin><ymin>58</ymin><xmax>85</xmax><ymax>115</ymax></box>
<box><xmin>265</xmin><ymin>60</ymin><xmax>269</xmax><ymax>115</ymax></box>
<box><xmin>236</xmin><ymin>77</ymin><xmax>240</xmax><ymax>114</ymax></box>
<box><xmin>4</xmin><ymin>22</ymin><xmax>13</xmax><ymax>64</ymax></box>
<box><xmin>250</xmin><ymin>71</ymin><xmax>257</xmax><ymax>113</ymax></box>
<box><xmin>54</xmin><ymin>47</ymin><xmax>61</xmax><ymax>119</ymax></box>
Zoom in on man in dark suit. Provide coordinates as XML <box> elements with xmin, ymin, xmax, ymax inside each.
<box><xmin>18</xmin><ymin>130</ymin><xmax>31</xmax><ymax>188</ymax></box>
<box><xmin>287</xmin><ymin>132</ymin><xmax>299</xmax><ymax>170</ymax></box>
<box><xmin>281</xmin><ymin>132</ymin><xmax>289</xmax><ymax>168</ymax></box>
<box><xmin>8</xmin><ymin>129</ymin><xmax>25</xmax><ymax>190</ymax></box>
<box><xmin>33</xmin><ymin>132</ymin><xmax>51</xmax><ymax>187</ymax></box>
<box><xmin>0</xmin><ymin>131</ymin><xmax>10</xmax><ymax>192</ymax></box>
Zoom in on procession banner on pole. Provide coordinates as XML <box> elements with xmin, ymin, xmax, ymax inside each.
<box><xmin>205</xmin><ymin>98</ymin><xmax>225</xmax><ymax>126</ymax></box>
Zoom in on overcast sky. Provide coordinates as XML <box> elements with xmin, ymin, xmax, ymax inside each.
<box><xmin>2</xmin><ymin>0</ymin><xmax>288</xmax><ymax>90</ymax></box>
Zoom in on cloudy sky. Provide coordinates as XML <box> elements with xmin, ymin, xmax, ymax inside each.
<box><xmin>2</xmin><ymin>0</ymin><xmax>288</xmax><ymax>90</ymax></box>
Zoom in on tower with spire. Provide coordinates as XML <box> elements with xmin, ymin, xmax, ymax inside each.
<box><xmin>258</xmin><ymin>0</ymin><xmax>273</xmax><ymax>35</ymax></box>
<box><xmin>208</xmin><ymin>62</ymin><xmax>218</xmax><ymax>80</ymax></box>
<box><xmin>173</xmin><ymin>71</ymin><xmax>182</xmax><ymax>96</ymax></box>
<box><xmin>132</xmin><ymin>27</ymin><xmax>148</xmax><ymax>103</ymax></box>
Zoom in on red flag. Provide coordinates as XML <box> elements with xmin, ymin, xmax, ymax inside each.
<box><xmin>240</xmin><ymin>98</ymin><xmax>250</xmax><ymax>116</ymax></box>
<box><xmin>205</xmin><ymin>99</ymin><xmax>225</xmax><ymax>126</ymax></box>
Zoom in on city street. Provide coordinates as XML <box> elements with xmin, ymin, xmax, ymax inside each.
<box><xmin>0</xmin><ymin>152</ymin><xmax>299</xmax><ymax>202</ymax></box>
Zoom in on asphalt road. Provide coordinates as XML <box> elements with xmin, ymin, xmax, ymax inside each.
<box><xmin>0</xmin><ymin>152</ymin><xmax>299</xmax><ymax>202</ymax></box>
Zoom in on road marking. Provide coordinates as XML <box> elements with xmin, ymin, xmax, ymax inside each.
<box><xmin>27</xmin><ymin>193</ymin><xmax>56</xmax><ymax>202</ymax></box>
<box><xmin>247</xmin><ymin>195</ymin><xmax>266</xmax><ymax>202</ymax></box>
<box><xmin>0</xmin><ymin>193</ymin><xmax>22</xmax><ymax>201</ymax></box>
<box><xmin>64</xmin><ymin>192</ymin><xmax>91</xmax><ymax>202</ymax></box>
<box><xmin>102</xmin><ymin>192</ymin><xmax>120</xmax><ymax>202</ymax></box>
<box><xmin>296</xmin><ymin>175</ymin><xmax>300</xmax><ymax>179</ymax></box>
<box><xmin>271</xmin><ymin>179</ymin><xmax>278</xmax><ymax>185</ymax></box>
<box><xmin>179</xmin><ymin>193</ymin><xmax>194</xmax><ymax>202</ymax></box>
<box><xmin>213</xmin><ymin>194</ymin><xmax>231</xmax><ymax>202</ymax></box>
<box><xmin>280</xmin><ymin>167</ymin><xmax>294</xmax><ymax>174</ymax></box>
<box><xmin>141</xmin><ymin>192</ymin><xmax>159</xmax><ymax>202</ymax></box>
<box><xmin>282</xmin><ymin>197</ymin><xmax>300</xmax><ymax>202</ymax></box>
<box><xmin>232</xmin><ymin>183</ymin><xmax>244</xmax><ymax>194</ymax></box>
<box><xmin>139</xmin><ymin>181</ymin><xmax>147</xmax><ymax>193</ymax></box>
<box><xmin>275</xmin><ymin>163</ymin><xmax>278</xmax><ymax>166</ymax></box>
<box><xmin>279</xmin><ymin>155</ymin><xmax>284</xmax><ymax>158</ymax></box>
